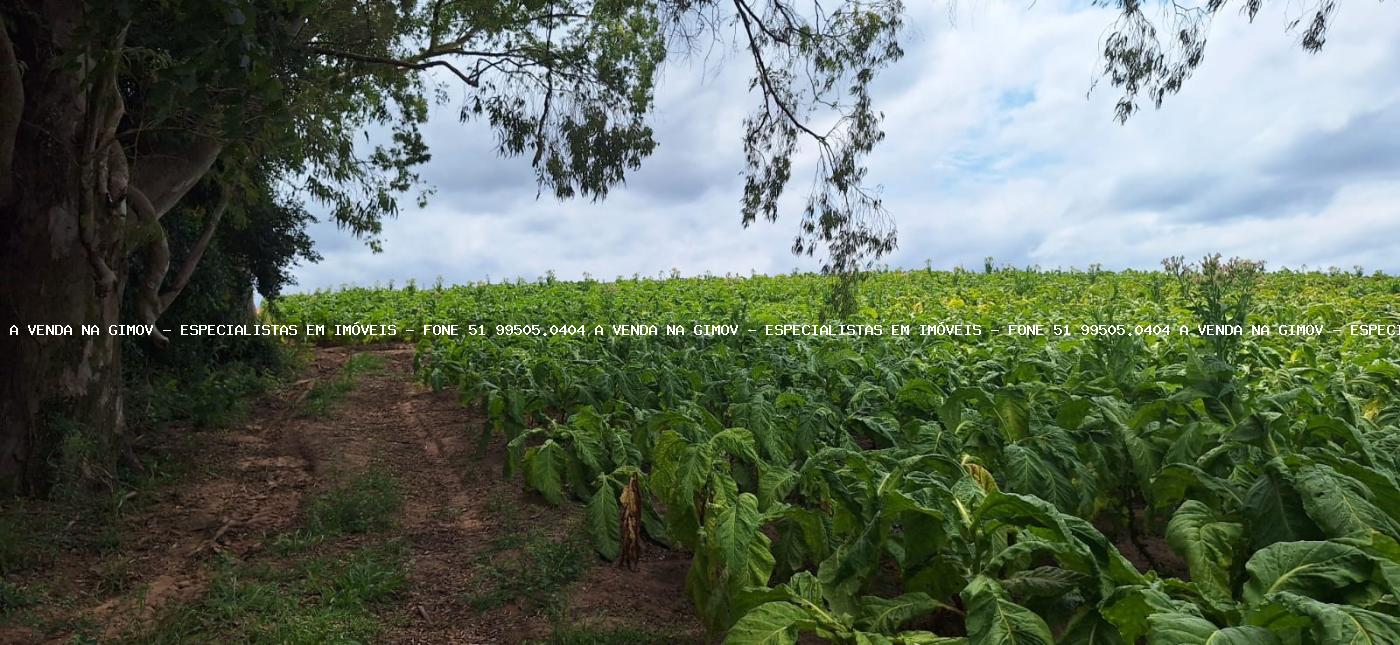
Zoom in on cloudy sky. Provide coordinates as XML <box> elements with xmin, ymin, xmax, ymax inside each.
<box><xmin>290</xmin><ymin>0</ymin><xmax>1400</xmax><ymax>292</ymax></box>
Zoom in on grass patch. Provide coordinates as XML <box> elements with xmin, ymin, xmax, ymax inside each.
<box><xmin>93</xmin><ymin>555</ymin><xmax>139</xmax><ymax>596</ymax></box>
<box><xmin>0</xmin><ymin>502</ymin><xmax>51</xmax><ymax>575</ymax></box>
<box><xmin>133</xmin><ymin>544</ymin><xmax>406</xmax><ymax>644</ymax></box>
<box><xmin>300</xmin><ymin>352</ymin><xmax>385</xmax><ymax>417</ymax></box>
<box><xmin>305</xmin><ymin>471</ymin><xmax>400</xmax><ymax>536</ymax></box>
<box><xmin>126</xmin><ymin>468</ymin><xmax>405</xmax><ymax>643</ymax></box>
<box><xmin>275</xmin><ymin>471</ymin><xmax>401</xmax><ymax>553</ymax></box>
<box><xmin>302</xmin><ymin>544</ymin><xmax>406</xmax><ymax>606</ymax></box>
<box><xmin>464</xmin><ymin>528</ymin><xmax>592</xmax><ymax>613</ymax></box>
<box><xmin>534</xmin><ymin>625</ymin><xmax>694</xmax><ymax>645</ymax></box>
<box><xmin>127</xmin><ymin>363</ymin><xmax>275</xmax><ymax>430</ymax></box>
<box><xmin>300</xmin><ymin>379</ymin><xmax>354</xmax><ymax>418</ymax></box>
<box><xmin>13</xmin><ymin>614</ymin><xmax>101</xmax><ymax>644</ymax></box>
<box><xmin>0</xmin><ymin>580</ymin><xmax>41</xmax><ymax>617</ymax></box>
<box><xmin>343</xmin><ymin>352</ymin><xmax>386</xmax><ymax>376</ymax></box>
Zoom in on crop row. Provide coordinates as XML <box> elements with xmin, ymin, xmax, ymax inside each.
<box><xmin>276</xmin><ymin>268</ymin><xmax>1400</xmax><ymax>643</ymax></box>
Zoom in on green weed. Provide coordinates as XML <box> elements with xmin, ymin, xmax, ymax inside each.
<box><xmin>343</xmin><ymin>352</ymin><xmax>386</xmax><ymax>376</ymax></box>
<box><xmin>275</xmin><ymin>472</ymin><xmax>401</xmax><ymax>553</ymax></box>
<box><xmin>0</xmin><ymin>580</ymin><xmax>40</xmax><ymax>617</ymax></box>
<box><xmin>93</xmin><ymin>555</ymin><xmax>139</xmax><ymax>595</ymax></box>
<box><xmin>301</xmin><ymin>544</ymin><xmax>407</xmax><ymax>607</ymax></box>
<box><xmin>465</xmin><ymin>529</ymin><xmax>591</xmax><ymax>613</ymax></box>
<box><xmin>0</xmin><ymin>503</ymin><xmax>50</xmax><ymax>575</ymax></box>
<box><xmin>300</xmin><ymin>379</ymin><xmax>354</xmax><ymax>418</ymax></box>
<box><xmin>127</xmin><ymin>364</ymin><xmax>274</xmax><ymax>430</ymax></box>
<box><xmin>134</xmin><ymin>544</ymin><xmax>405</xmax><ymax>644</ymax></box>
<box><xmin>299</xmin><ymin>352</ymin><xmax>384</xmax><ymax>417</ymax></box>
<box><xmin>535</xmin><ymin>625</ymin><xmax>693</xmax><ymax>645</ymax></box>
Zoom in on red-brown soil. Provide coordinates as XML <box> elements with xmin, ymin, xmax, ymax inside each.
<box><xmin>0</xmin><ymin>345</ymin><xmax>704</xmax><ymax>644</ymax></box>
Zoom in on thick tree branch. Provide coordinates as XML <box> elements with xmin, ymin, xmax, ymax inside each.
<box><xmin>77</xmin><ymin>202</ymin><xmax>118</xmax><ymax>297</ymax></box>
<box><xmin>94</xmin><ymin>42</ymin><xmax>128</xmax><ymax>212</ymax></box>
<box><xmin>158</xmin><ymin>190</ymin><xmax>228</xmax><ymax>312</ymax></box>
<box><xmin>0</xmin><ymin>15</ymin><xmax>20</xmax><ymax>206</ymax></box>
<box><xmin>127</xmin><ymin>185</ymin><xmax>170</xmax><ymax>344</ymax></box>
<box><xmin>74</xmin><ymin>25</ymin><xmax>128</xmax><ymax>299</ymax></box>
<box><xmin>106</xmin><ymin>131</ymin><xmax>129</xmax><ymax>207</ymax></box>
<box><xmin>130</xmin><ymin>134</ymin><xmax>223</xmax><ymax>219</ymax></box>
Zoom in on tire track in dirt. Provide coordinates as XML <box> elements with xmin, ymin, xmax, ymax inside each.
<box><xmin>351</xmin><ymin>347</ymin><xmax>506</xmax><ymax>642</ymax></box>
<box><xmin>343</xmin><ymin>347</ymin><xmax>703</xmax><ymax>644</ymax></box>
<box><xmin>0</xmin><ymin>379</ymin><xmax>320</xmax><ymax>643</ymax></box>
<box><xmin>72</xmin><ymin>351</ymin><xmax>355</xmax><ymax>641</ymax></box>
<box><xmin>2</xmin><ymin>345</ymin><xmax>703</xmax><ymax>644</ymax></box>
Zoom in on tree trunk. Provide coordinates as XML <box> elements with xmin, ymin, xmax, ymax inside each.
<box><xmin>0</xmin><ymin>199</ymin><xmax>127</xmax><ymax>495</ymax></box>
<box><xmin>0</xmin><ymin>1</ymin><xmax>128</xmax><ymax>494</ymax></box>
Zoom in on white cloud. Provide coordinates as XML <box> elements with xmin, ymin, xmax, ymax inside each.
<box><xmin>291</xmin><ymin>0</ymin><xmax>1400</xmax><ymax>292</ymax></box>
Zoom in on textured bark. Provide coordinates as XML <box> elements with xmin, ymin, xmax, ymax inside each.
<box><xmin>0</xmin><ymin>2</ymin><xmax>226</xmax><ymax>492</ymax></box>
<box><xmin>0</xmin><ymin>2</ymin><xmax>130</xmax><ymax>492</ymax></box>
<box><xmin>0</xmin><ymin>13</ymin><xmax>22</xmax><ymax>205</ymax></box>
<box><xmin>160</xmin><ymin>193</ymin><xmax>229</xmax><ymax>311</ymax></box>
<box><xmin>0</xmin><ymin>199</ymin><xmax>126</xmax><ymax>493</ymax></box>
<box><xmin>129</xmin><ymin>185</ymin><xmax>170</xmax><ymax>343</ymax></box>
<box><xmin>131</xmin><ymin>135</ymin><xmax>223</xmax><ymax>220</ymax></box>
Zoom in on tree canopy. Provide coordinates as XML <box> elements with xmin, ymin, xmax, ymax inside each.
<box><xmin>0</xmin><ymin>0</ymin><xmax>1373</xmax><ymax>490</ymax></box>
<box><xmin>2</xmin><ymin>0</ymin><xmax>1362</xmax><ymax>284</ymax></box>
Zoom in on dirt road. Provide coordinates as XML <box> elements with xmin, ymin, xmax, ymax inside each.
<box><xmin>0</xmin><ymin>346</ymin><xmax>702</xmax><ymax>644</ymax></box>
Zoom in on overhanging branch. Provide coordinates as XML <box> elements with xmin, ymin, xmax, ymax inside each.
<box><xmin>128</xmin><ymin>185</ymin><xmax>170</xmax><ymax>344</ymax></box>
<box><xmin>130</xmin><ymin>134</ymin><xmax>223</xmax><ymax>219</ymax></box>
<box><xmin>158</xmin><ymin>190</ymin><xmax>228</xmax><ymax>312</ymax></box>
<box><xmin>309</xmin><ymin>46</ymin><xmax>476</xmax><ymax>86</ymax></box>
<box><xmin>732</xmin><ymin>0</ymin><xmax>827</xmax><ymax>145</ymax></box>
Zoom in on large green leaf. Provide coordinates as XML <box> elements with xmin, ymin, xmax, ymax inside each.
<box><xmin>819</xmin><ymin>514</ymin><xmax>886</xmax><ymax>613</ymax></box>
<box><xmin>1273</xmin><ymin>592</ymin><xmax>1400</xmax><ymax>644</ymax></box>
<box><xmin>714</xmin><ymin>493</ymin><xmax>764</xmax><ymax>576</ymax></box>
<box><xmin>1336</xmin><ymin>530</ymin><xmax>1400</xmax><ymax>596</ymax></box>
<box><xmin>1001</xmin><ymin>444</ymin><xmax>1074</xmax><ymax>514</ymax></box>
<box><xmin>992</xmin><ymin>389</ymin><xmax>1031</xmax><ymax>442</ymax></box>
<box><xmin>712</xmin><ymin>428</ymin><xmax>762</xmax><ymax>465</ymax></box>
<box><xmin>939</xmin><ymin>387</ymin><xmax>987</xmax><ymax>436</ymax></box>
<box><xmin>974</xmin><ymin>492</ymin><xmax>1073</xmax><ymax>544</ymax></box>
<box><xmin>1332</xmin><ymin>459</ymin><xmax>1400</xmax><ymax>529</ymax></box>
<box><xmin>523</xmin><ymin>440</ymin><xmax>566</xmax><ymax>504</ymax></box>
<box><xmin>1152</xmin><ymin>463</ymin><xmax>1243</xmax><ymax>515</ymax></box>
<box><xmin>651</xmin><ymin>430</ymin><xmax>712</xmax><ymax>513</ymax></box>
<box><xmin>1144</xmin><ymin>613</ymin><xmax>1280</xmax><ymax>645</ymax></box>
<box><xmin>1244</xmin><ymin>465</ymin><xmax>1324</xmax><ymax>550</ymax></box>
<box><xmin>586</xmin><ymin>479</ymin><xmax>621</xmax><ymax>560</ymax></box>
<box><xmin>999</xmin><ymin>566</ymin><xmax>1087</xmax><ymax>600</ymax></box>
<box><xmin>759</xmin><ymin>467</ymin><xmax>799</xmax><ymax>511</ymax></box>
<box><xmin>1101</xmin><ymin>584</ymin><xmax>1197</xmax><ymax>644</ymax></box>
<box><xmin>905</xmin><ymin>557</ymin><xmax>969</xmax><ymax>603</ymax></box>
<box><xmin>1287</xmin><ymin>463</ymin><xmax>1400</xmax><ymax>539</ymax></box>
<box><xmin>896</xmin><ymin>378</ymin><xmax>942</xmax><ymax>416</ymax></box>
<box><xmin>724</xmin><ymin>601</ymin><xmax>811</xmax><ymax>645</ymax></box>
<box><xmin>744</xmin><ymin>530</ymin><xmax>778</xmax><ymax>589</ymax></box>
<box><xmin>782</xmin><ymin>571</ymin><xmax>825</xmax><ymax>605</ymax></box>
<box><xmin>1166</xmin><ymin>500</ymin><xmax>1244</xmax><ymax>600</ymax></box>
<box><xmin>1057</xmin><ymin>607</ymin><xmax>1125</xmax><ymax>645</ymax></box>
<box><xmin>857</xmin><ymin>592</ymin><xmax>948</xmax><ymax>633</ymax></box>
<box><xmin>961</xmin><ymin>575</ymin><xmax>1053</xmax><ymax>645</ymax></box>
<box><xmin>1056</xmin><ymin>397</ymin><xmax>1093</xmax><ymax>431</ymax></box>
<box><xmin>1242</xmin><ymin>540</ymin><xmax>1373</xmax><ymax>605</ymax></box>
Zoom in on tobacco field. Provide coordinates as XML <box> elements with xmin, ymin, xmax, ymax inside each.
<box><xmin>274</xmin><ymin>264</ymin><xmax>1400</xmax><ymax>644</ymax></box>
